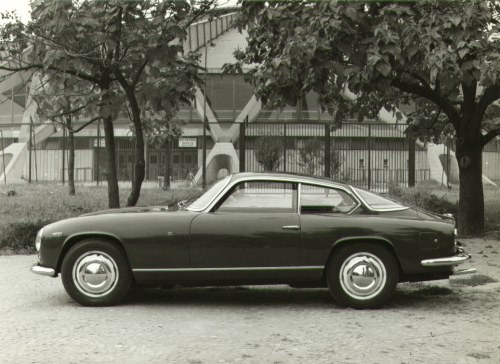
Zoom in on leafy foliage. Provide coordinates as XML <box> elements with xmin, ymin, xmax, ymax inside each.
<box><xmin>0</xmin><ymin>0</ymin><xmax>213</xmax><ymax>207</ymax></box>
<box><xmin>230</xmin><ymin>0</ymin><xmax>500</xmax><ymax>235</ymax></box>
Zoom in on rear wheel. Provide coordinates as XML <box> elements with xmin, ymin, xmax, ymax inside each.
<box><xmin>61</xmin><ymin>239</ymin><xmax>132</xmax><ymax>306</ymax></box>
<box><xmin>326</xmin><ymin>243</ymin><xmax>398</xmax><ymax>309</ymax></box>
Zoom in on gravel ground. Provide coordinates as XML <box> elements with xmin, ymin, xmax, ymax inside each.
<box><xmin>0</xmin><ymin>239</ymin><xmax>499</xmax><ymax>364</ymax></box>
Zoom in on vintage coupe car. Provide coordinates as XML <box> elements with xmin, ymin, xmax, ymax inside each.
<box><xmin>31</xmin><ymin>172</ymin><xmax>475</xmax><ymax>308</ymax></box>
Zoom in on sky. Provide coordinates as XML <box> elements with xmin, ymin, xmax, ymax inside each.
<box><xmin>0</xmin><ymin>0</ymin><xmax>31</xmax><ymax>22</ymax></box>
<box><xmin>0</xmin><ymin>0</ymin><xmax>238</xmax><ymax>23</ymax></box>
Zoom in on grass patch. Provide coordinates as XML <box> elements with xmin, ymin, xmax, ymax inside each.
<box><xmin>388</xmin><ymin>183</ymin><xmax>459</xmax><ymax>218</ymax></box>
<box><xmin>389</xmin><ymin>182</ymin><xmax>500</xmax><ymax>238</ymax></box>
<box><xmin>450</xmin><ymin>274</ymin><xmax>498</xmax><ymax>287</ymax></box>
<box><xmin>0</xmin><ymin>183</ymin><xmax>203</xmax><ymax>253</ymax></box>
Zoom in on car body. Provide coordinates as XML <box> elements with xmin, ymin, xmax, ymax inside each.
<box><xmin>31</xmin><ymin>172</ymin><xmax>475</xmax><ymax>308</ymax></box>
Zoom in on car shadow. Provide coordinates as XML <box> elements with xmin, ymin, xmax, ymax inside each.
<box><xmin>123</xmin><ymin>284</ymin><xmax>470</xmax><ymax>310</ymax></box>
<box><xmin>125</xmin><ymin>285</ymin><xmax>336</xmax><ymax>308</ymax></box>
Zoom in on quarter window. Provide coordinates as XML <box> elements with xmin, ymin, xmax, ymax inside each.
<box><xmin>217</xmin><ymin>181</ymin><xmax>297</xmax><ymax>213</ymax></box>
<box><xmin>300</xmin><ymin>185</ymin><xmax>357</xmax><ymax>214</ymax></box>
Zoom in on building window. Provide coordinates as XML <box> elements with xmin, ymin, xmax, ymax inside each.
<box><xmin>173</xmin><ymin>155</ymin><xmax>180</xmax><ymax>164</ymax></box>
<box><xmin>383</xmin><ymin>159</ymin><xmax>388</xmax><ymax>168</ymax></box>
<box><xmin>150</xmin><ymin>155</ymin><xmax>157</xmax><ymax>164</ymax></box>
<box><xmin>359</xmin><ymin>159</ymin><xmax>364</xmax><ymax>168</ymax></box>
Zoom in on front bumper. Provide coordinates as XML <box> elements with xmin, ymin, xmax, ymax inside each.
<box><xmin>420</xmin><ymin>247</ymin><xmax>476</xmax><ymax>275</ymax></box>
<box><xmin>30</xmin><ymin>264</ymin><xmax>57</xmax><ymax>277</ymax></box>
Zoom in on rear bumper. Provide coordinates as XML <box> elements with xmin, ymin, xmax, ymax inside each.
<box><xmin>421</xmin><ymin>247</ymin><xmax>475</xmax><ymax>274</ymax></box>
<box><xmin>30</xmin><ymin>264</ymin><xmax>57</xmax><ymax>277</ymax></box>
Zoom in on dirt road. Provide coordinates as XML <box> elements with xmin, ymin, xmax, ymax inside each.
<box><xmin>0</xmin><ymin>240</ymin><xmax>499</xmax><ymax>364</ymax></box>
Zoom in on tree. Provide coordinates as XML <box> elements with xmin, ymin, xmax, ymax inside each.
<box><xmin>144</xmin><ymin>114</ymin><xmax>183</xmax><ymax>190</ymax></box>
<box><xmin>0</xmin><ymin>0</ymin><xmax>211</xmax><ymax>208</ymax></box>
<box><xmin>230</xmin><ymin>1</ymin><xmax>500</xmax><ymax>236</ymax></box>
<box><xmin>329</xmin><ymin>149</ymin><xmax>344</xmax><ymax>180</ymax></box>
<box><xmin>298</xmin><ymin>138</ymin><xmax>323</xmax><ymax>176</ymax></box>
<box><xmin>254</xmin><ymin>136</ymin><xmax>283</xmax><ymax>171</ymax></box>
<box><xmin>32</xmin><ymin>73</ymin><xmax>96</xmax><ymax>196</ymax></box>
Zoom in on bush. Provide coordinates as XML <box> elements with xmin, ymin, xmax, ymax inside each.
<box><xmin>0</xmin><ymin>184</ymin><xmax>203</xmax><ymax>253</ymax></box>
<box><xmin>388</xmin><ymin>183</ymin><xmax>458</xmax><ymax>217</ymax></box>
<box><xmin>254</xmin><ymin>136</ymin><xmax>283</xmax><ymax>171</ymax></box>
<box><xmin>0</xmin><ymin>220</ymin><xmax>50</xmax><ymax>253</ymax></box>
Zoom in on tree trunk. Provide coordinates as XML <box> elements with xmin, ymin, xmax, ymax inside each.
<box><xmin>103</xmin><ymin>116</ymin><xmax>120</xmax><ymax>208</ymax></box>
<box><xmin>455</xmin><ymin>136</ymin><xmax>484</xmax><ymax>236</ymax></box>
<box><xmin>126</xmin><ymin>103</ymin><xmax>145</xmax><ymax>206</ymax></box>
<box><xmin>67</xmin><ymin>115</ymin><xmax>76</xmax><ymax>196</ymax></box>
<box><xmin>163</xmin><ymin>139</ymin><xmax>171</xmax><ymax>190</ymax></box>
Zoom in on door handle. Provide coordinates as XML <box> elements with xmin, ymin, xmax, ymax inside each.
<box><xmin>282</xmin><ymin>225</ymin><xmax>300</xmax><ymax>231</ymax></box>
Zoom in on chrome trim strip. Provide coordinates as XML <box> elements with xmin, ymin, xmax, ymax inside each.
<box><xmin>350</xmin><ymin>187</ymin><xmax>409</xmax><ymax>213</ymax></box>
<box><xmin>133</xmin><ymin>266</ymin><xmax>324</xmax><ymax>273</ymax></box>
<box><xmin>30</xmin><ymin>264</ymin><xmax>57</xmax><ymax>277</ymax></box>
<box><xmin>451</xmin><ymin>268</ymin><xmax>477</xmax><ymax>276</ymax></box>
<box><xmin>421</xmin><ymin>253</ymin><xmax>471</xmax><ymax>267</ymax></box>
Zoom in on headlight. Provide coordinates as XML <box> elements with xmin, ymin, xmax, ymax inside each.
<box><xmin>35</xmin><ymin>228</ymin><xmax>44</xmax><ymax>252</ymax></box>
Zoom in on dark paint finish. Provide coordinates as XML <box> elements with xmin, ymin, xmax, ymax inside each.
<box><xmin>35</xmin><ymin>172</ymin><xmax>458</xmax><ymax>288</ymax></box>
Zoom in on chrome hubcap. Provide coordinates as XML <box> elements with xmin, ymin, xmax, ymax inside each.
<box><xmin>339</xmin><ymin>252</ymin><xmax>387</xmax><ymax>300</ymax></box>
<box><xmin>73</xmin><ymin>251</ymin><xmax>119</xmax><ymax>297</ymax></box>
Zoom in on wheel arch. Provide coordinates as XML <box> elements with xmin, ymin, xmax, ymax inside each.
<box><xmin>322</xmin><ymin>236</ymin><xmax>402</xmax><ymax>281</ymax></box>
<box><xmin>56</xmin><ymin>232</ymin><xmax>130</xmax><ymax>274</ymax></box>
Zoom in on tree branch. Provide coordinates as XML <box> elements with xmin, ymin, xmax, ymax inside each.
<box><xmin>72</xmin><ymin>116</ymin><xmax>102</xmax><ymax>133</ymax></box>
<box><xmin>132</xmin><ymin>59</ymin><xmax>147</xmax><ymax>88</ymax></box>
<box><xmin>481</xmin><ymin>129</ymin><xmax>500</xmax><ymax>147</ymax></box>
<box><xmin>475</xmin><ymin>85</ymin><xmax>500</xmax><ymax>125</ymax></box>
<box><xmin>392</xmin><ymin>78</ymin><xmax>460</xmax><ymax>128</ymax></box>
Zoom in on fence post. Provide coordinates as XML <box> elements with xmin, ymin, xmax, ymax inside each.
<box><xmin>283</xmin><ymin>123</ymin><xmax>287</xmax><ymax>172</ymax></box>
<box><xmin>446</xmin><ymin>137</ymin><xmax>451</xmax><ymax>187</ymax></box>
<box><xmin>1</xmin><ymin>130</ymin><xmax>6</xmax><ymax>186</ymax></box>
<box><xmin>239</xmin><ymin>121</ymin><xmax>245</xmax><ymax>172</ymax></box>
<box><xmin>28</xmin><ymin>121</ymin><xmax>32</xmax><ymax>183</ymax></box>
<box><xmin>96</xmin><ymin>120</ymin><xmax>101</xmax><ymax>186</ymax></box>
<box><xmin>324</xmin><ymin>123</ymin><xmax>331</xmax><ymax>178</ymax></box>
<box><xmin>62</xmin><ymin>126</ymin><xmax>66</xmax><ymax>185</ymax></box>
<box><xmin>367</xmin><ymin>124</ymin><xmax>371</xmax><ymax>190</ymax></box>
<box><xmin>408</xmin><ymin>136</ymin><xmax>416</xmax><ymax>187</ymax></box>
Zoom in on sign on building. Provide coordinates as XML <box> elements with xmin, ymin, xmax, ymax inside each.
<box><xmin>178</xmin><ymin>137</ymin><xmax>197</xmax><ymax>148</ymax></box>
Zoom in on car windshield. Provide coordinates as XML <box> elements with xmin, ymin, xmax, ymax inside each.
<box><xmin>353</xmin><ymin>187</ymin><xmax>406</xmax><ymax>210</ymax></box>
<box><xmin>186</xmin><ymin>176</ymin><xmax>231</xmax><ymax>211</ymax></box>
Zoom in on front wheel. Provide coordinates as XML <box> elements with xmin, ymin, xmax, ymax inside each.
<box><xmin>61</xmin><ymin>239</ymin><xmax>132</xmax><ymax>306</ymax></box>
<box><xmin>326</xmin><ymin>243</ymin><xmax>398</xmax><ymax>309</ymax></box>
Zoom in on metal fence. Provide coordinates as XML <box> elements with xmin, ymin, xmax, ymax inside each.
<box><xmin>5</xmin><ymin>120</ymin><xmax>486</xmax><ymax>192</ymax></box>
<box><xmin>238</xmin><ymin>122</ymin><xmax>431</xmax><ymax>192</ymax></box>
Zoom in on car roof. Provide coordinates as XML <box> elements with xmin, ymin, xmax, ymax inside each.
<box><xmin>228</xmin><ymin>172</ymin><xmax>352</xmax><ymax>189</ymax></box>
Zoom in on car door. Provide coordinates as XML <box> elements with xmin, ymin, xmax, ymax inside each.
<box><xmin>189</xmin><ymin>181</ymin><xmax>301</xmax><ymax>275</ymax></box>
<box><xmin>299</xmin><ymin>184</ymin><xmax>360</xmax><ymax>266</ymax></box>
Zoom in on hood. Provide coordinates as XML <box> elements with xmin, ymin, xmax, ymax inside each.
<box><xmin>82</xmin><ymin>205</ymin><xmax>170</xmax><ymax>217</ymax></box>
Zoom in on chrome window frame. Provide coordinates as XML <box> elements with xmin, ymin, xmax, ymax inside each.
<box><xmin>185</xmin><ymin>176</ymin><xmax>232</xmax><ymax>212</ymax></box>
<box><xmin>298</xmin><ymin>182</ymin><xmax>361</xmax><ymax>215</ymax></box>
<box><xmin>211</xmin><ymin>179</ymin><xmax>299</xmax><ymax>214</ymax></box>
<box><xmin>190</xmin><ymin>175</ymin><xmax>361</xmax><ymax>214</ymax></box>
<box><xmin>350</xmin><ymin>187</ymin><xmax>409</xmax><ymax>213</ymax></box>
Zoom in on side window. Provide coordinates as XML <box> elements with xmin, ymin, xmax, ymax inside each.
<box><xmin>217</xmin><ymin>181</ymin><xmax>297</xmax><ymax>213</ymax></box>
<box><xmin>300</xmin><ymin>185</ymin><xmax>357</xmax><ymax>214</ymax></box>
